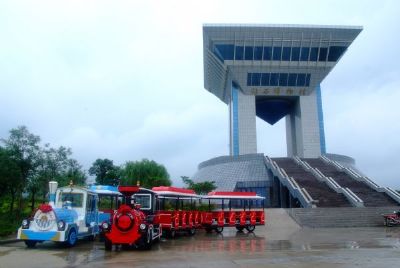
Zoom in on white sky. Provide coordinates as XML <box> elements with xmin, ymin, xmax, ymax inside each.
<box><xmin>0</xmin><ymin>0</ymin><xmax>399</xmax><ymax>188</ymax></box>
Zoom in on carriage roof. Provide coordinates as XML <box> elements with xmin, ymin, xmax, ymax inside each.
<box><xmin>89</xmin><ymin>185</ymin><xmax>121</xmax><ymax>195</ymax></box>
<box><xmin>203</xmin><ymin>191</ymin><xmax>265</xmax><ymax>200</ymax></box>
<box><xmin>57</xmin><ymin>185</ymin><xmax>96</xmax><ymax>195</ymax></box>
<box><xmin>152</xmin><ymin>186</ymin><xmax>200</xmax><ymax>198</ymax></box>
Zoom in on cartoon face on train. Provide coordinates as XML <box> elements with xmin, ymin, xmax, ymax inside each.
<box><xmin>17</xmin><ymin>181</ymin><xmax>99</xmax><ymax>248</ymax></box>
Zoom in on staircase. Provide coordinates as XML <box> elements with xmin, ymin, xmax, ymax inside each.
<box><xmin>304</xmin><ymin>158</ymin><xmax>399</xmax><ymax>207</ymax></box>
<box><xmin>272</xmin><ymin>158</ymin><xmax>351</xmax><ymax>208</ymax></box>
<box><xmin>287</xmin><ymin>206</ymin><xmax>400</xmax><ymax>227</ymax></box>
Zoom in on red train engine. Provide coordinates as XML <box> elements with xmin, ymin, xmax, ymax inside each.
<box><xmin>101</xmin><ymin>186</ymin><xmax>161</xmax><ymax>250</ymax></box>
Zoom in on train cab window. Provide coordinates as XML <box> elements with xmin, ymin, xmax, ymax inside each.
<box><xmin>134</xmin><ymin>194</ymin><xmax>152</xmax><ymax>210</ymax></box>
<box><xmin>58</xmin><ymin>192</ymin><xmax>83</xmax><ymax>208</ymax></box>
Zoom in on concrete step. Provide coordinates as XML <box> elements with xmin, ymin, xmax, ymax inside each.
<box><xmin>287</xmin><ymin>206</ymin><xmax>399</xmax><ymax>227</ymax></box>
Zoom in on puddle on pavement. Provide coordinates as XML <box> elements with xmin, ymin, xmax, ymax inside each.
<box><xmin>2</xmin><ymin>227</ymin><xmax>400</xmax><ymax>267</ymax></box>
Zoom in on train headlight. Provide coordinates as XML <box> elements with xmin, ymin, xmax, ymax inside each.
<box><xmin>57</xmin><ymin>220</ymin><xmax>65</xmax><ymax>231</ymax></box>
<box><xmin>22</xmin><ymin>219</ymin><xmax>29</xmax><ymax>229</ymax></box>
<box><xmin>102</xmin><ymin>222</ymin><xmax>109</xmax><ymax>230</ymax></box>
<box><xmin>139</xmin><ymin>223</ymin><xmax>146</xmax><ymax>230</ymax></box>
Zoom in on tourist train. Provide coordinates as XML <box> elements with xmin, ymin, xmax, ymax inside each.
<box><xmin>17</xmin><ymin>181</ymin><xmax>112</xmax><ymax>247</ymax></box>
<box><xmin>17</xmin><ymin>181</ymin><xmax>265</xmax><ymax>249</ymax></box>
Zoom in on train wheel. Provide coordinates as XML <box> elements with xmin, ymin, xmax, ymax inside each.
<box><xmin>205</xmin><ymin>227</ymin><xmax>212</xmax><ymax>233</ymax></box>
<box><xmin>24</xmin><ymin>240</ymin><xmax>37</xmax><ymax>248</ymax></box>
<box><xmin>236</xmin><ymin>226</ymin><xmax>244</xmax><ymax>232</ymax></box>
<box><xmin>104</xmin><ymin>237</ymin><xmax>112</xmax><ymax>251</ymax></box>
<box><xmin>188</xmin><ymin>228</ymin><xmax>196</xmax><ymax>236</ymax></box>
<box><xmin>245</xmin><ymin>225</ymin><xmax>255</xmax><ymax>232</ymax></box>
<box><xmin>215</xmin><ymin>226</ymin><xmax>224</xmax><ymax>233</ymax></box>
<box><xmin>65</xmin><ymin>229</ymin><xmax>77</xmax><ymax>247</ymax></box>
<box><xmin>168</xmin><ymin>229</ymin><xmax>176</xmax><ymax>239</ymax></box>
<box><xmin>87</xmin><ymin>234</ymin><xmax>96</xmax><ymax>241</ymax></box>
<box><xmin>143</xmin><ymin>229</ymin><xmax>153</xmax><ymax>250</ymax></box>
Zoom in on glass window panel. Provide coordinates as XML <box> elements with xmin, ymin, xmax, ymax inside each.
<box><xmin>215</xmin><ymin>44</ymin><xmax>234</xmax><ymax>60</ymax></box>
<box><xmin>296</xmin><ymin>73</ymin><xmax>306</xmax><ymax>86</ymax></box>
<box><xmin>291</xmin><ymin>47</ymin><xmax>300</xmax><ymax>61</ymax></box>
<box><xmin>272</xmin><ymin>47</ymin><xmax>282</xmax><ymax>61</ymax></box>
<box><xmin>310</xmin><ymin>47</ymin><xmax>318</xmax><ymax>61</ymax></box>
<box><xmin>247</xmin><ymin>73</ymin><xmax>252</xmax><ymax>86</ymax></box>
<box><xmin>305</xmin><ymin>74</ymin><xmax>311</xmax><ymax>86</ymax></box>
<box><xmin>282</xmin><ymin>47</ymin><xmax>291</xmax><ymax>61</ymax></box>
<box><xmin>59</xmin><ymin>193</ymin><xmax>84</xmax><ymax>208</ymax></box>
<box><xmin>279</xmin><ymin>73</ymin><xmax>288</xmax><ymax>86</ymax></box>
<box><xmin>263</xmin><ymin>47</ymin><xmax>272</xmax><ymax>60</ymax></box>
<box><xmin>318</xmin><ymin>47</ymin><xmax>328</xmax><ymax>61</ymax></box>
<box><xmin>254</xmin><ymin>46</ymin><xmax>263</xmax><ymax>60</ymax></box>
<box><xmin>245</xmin><ymin>46</ymin><xmax>254</xmax><ymax>60</ymax></box>
<box><xmin>261</xmin><ymin>73</ymin><xmax>270</xmax><ymax>86</ymax></box>
<box><xmin>288</xmin><ymin>73</ymin><xmax>297</xmax><ymax>86</ymax></box>
<box><xmin>251</xmin><ymin>73</ymin><xmax>261</xmax><ymax>86</ymax></box>
<box><xmin>300</xmin><ymin>47</ymin><xmax>310</xmax><ymax>61</ymax></box>
<box><xmin>134</xmin><ymin>194</ymin><xmax>151</xmax><ymax>210</ymax></box>
<box><xmin>235</xmin><ymin>46</ymin><xmax>244</xmax><ymax>60</ymax></box>
<box><xmin>270</xmin><ymin>73</ymin><xmax>279</xmax><ymax>86</ymax></box>
<box><xmin>328</xmin><ymin>46</ymin><xmax>347</xmax><ymax>61</ymax></box>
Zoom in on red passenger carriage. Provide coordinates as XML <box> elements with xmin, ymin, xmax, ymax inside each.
<box><xmin>152</xmin><ymin>186</ymin><xmax>201</xmax><ymax>238</ymax></box>
<box><xmin>200</xmin><ymin>191</ymin><xmax>265</xmax><ymax>233</ymax></box>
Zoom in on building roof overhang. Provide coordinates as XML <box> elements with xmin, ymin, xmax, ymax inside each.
<box><xmin>203</xmin><ymin>24</ymin><xmax>362</xmax><ymax>103</ymax></box>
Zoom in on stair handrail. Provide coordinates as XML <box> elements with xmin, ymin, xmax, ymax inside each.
<box><xmin>295</xmin><ymin>157</ymin><xmax>364</xmax><ymax>207</ymax></box>
<box><xmin>385</xmin><ymin>187</ymin><xmax>400</xmax><ymax>204</ymax></box>
<box><xmin>320</xmin><ymin>156</ymin><xmax>400</xmax><ymax>205</ymax></box>
<box><xmin>326</xmin><ymin>176</ymin><xmax>341</xmax><ymax>189</ymax></box>
<box><xmin>264</xmin><ymin>156</ymin><xmax>316</xmax><ymax>208</ymax></box>
<box><xmin>343</xmin><ymin>188</ymin><xmax>364</xmax><ymax>207</ymax></box>
<box><xmin>300</xmin><ymin>188</ymin><xmax>315</xmax><ymax>204</ymax></box>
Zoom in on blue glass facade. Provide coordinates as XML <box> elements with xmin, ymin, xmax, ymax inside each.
<box><xmin>214</xmin><ymin>44</ymin><xmax>347</xmax><ymax>63</ymax></box>
<box><xmin>231</xmin><ymin>83</ymin><xmax>239</xmax><ymax>156</ymax></box>
<box><xmin>235</xmin><ymin>181</ymin><xmax>270</xmax><ymax>207</ymax></box>
<box><xmin>247</xmin><ymin>72</ymin><xmax>311</xmax><ymax>87</ymax></box>
<box><xmin>316</xmin><ymin>84</ymin><xmax>327</xmax><ymax>154</ymax></box>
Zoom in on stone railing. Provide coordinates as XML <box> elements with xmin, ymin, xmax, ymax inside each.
<box><xmin>265</xmin><ymin>156</ymin><xmax>316</xmax><ymax>208</ymax></box>
<box><xmin>294</xmin><ymin>156</ymin><xmax>364</xmax><ymax>207</ymax></box>
<box><xmin>320</xmin><ymin>155</ymin><xmax>400</xmax><ymax>205</ymax></box>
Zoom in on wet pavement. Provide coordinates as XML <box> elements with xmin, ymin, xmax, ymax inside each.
<box><xmin>1</xmin><ymin>226</ymin><xmax>400</xmax><ymax>268</ymax></box>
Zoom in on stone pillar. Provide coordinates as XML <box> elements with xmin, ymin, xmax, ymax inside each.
<box><xmin>285</xmin><ymin>86</ymin><xmax>324</xmax><ymax>158</ymax></box>
<box><xmin>229</xmin><ymin>82</ymin><xmax>257</xmax><ymax>156</ymax></box>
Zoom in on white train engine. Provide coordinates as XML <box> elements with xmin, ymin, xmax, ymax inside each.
<box><xmin>17</xmin><ymin>181</ymin><xmax>100</xmax><ymax>247</ymax></box>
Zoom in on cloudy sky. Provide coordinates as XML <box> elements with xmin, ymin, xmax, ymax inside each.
<box><xmin>0</xmin><ymin>0</ymin><xmax>399</xmax><ymax>187</ymax></box>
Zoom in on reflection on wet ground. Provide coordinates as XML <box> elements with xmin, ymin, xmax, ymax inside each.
<box><xmin>1</xmin><ymin>227</ymin><xmax>400</xmax><ymax>268</ymax></box>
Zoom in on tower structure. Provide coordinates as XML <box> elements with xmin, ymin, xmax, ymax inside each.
<box><xmin>203</xmin><ymin>24</ymin><xmax>362</xmax><ymax>157</ymax></box>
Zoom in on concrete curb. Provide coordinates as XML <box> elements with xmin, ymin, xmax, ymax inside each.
<box><xmin>0</xmin><ymin>239</ymin><xmax>19</xmax><ymax>245</ymax></box>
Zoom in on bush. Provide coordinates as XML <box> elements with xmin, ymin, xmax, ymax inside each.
<box><xmin>0</xmin><ymin>212</ymin><xmax>29</xmax><ymax>238</ymax></box>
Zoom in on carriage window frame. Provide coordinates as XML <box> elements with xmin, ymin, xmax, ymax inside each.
<box><xmin>58</xmin><ymin>192</ymin><xmax>84</xmax><ymax>208</ymax></box>
<box><xmin>134</xmin><ymin>194</ymin><xmax>152</xmax><ymax>210</ymax></box>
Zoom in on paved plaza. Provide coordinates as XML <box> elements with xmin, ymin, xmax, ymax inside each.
<box><xmin>1</xmin><ymin>210</ymin><xmax>399</xmax><ymax>268</ymax></box>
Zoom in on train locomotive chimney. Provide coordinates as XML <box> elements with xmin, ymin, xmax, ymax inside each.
<box><xmin>48</xmin><ymin>181</ymin><xmax>58</xmax><ymax>206</ymax></box>
<box><xmin>118</xmin><ymin>186</ymin><xmax>140</xmax><ymax>207</ymax></box>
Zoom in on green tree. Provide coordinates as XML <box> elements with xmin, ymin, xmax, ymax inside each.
<box><xmin>57</xmin><ymin>159</ymin><xmax>87</xmax><ymax>187</ymax></box>
<box><xmin>120</xmin><ymin>159</ymin><xmax>171</xmax><ymax>188</ymax></box>
<box><xmin>35</xmin><ymin>145</ymin><xmax>87</xmax><ymax>205</ymax></box>
<box><xmin>89</xmin><ymin>159</ymin><xmax>120</xmax><ymax>186</ymax></box>
<box><xmin>0</xmin><ymin>147</ymin><xmax>22</xmax><ymax>213</ymax></box>
<box><xmin>1</xmin><ymin>126</ymin><xmax>41</xmax><ymax>213</ymax></box>
<box><xmin>181</xmin><ymin>176</ymin><xmax>216</xmax><ymax>195</ymax></box>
